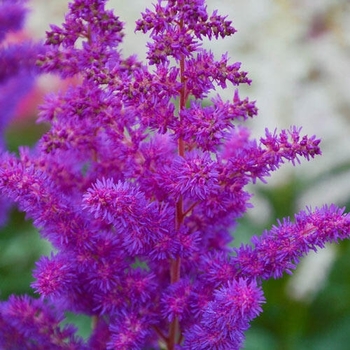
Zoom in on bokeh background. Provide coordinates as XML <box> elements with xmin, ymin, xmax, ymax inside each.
<box><xmin>1</xmin><ymin>1</ymin><xmax>350</xmax><ymax>349</ymax></box>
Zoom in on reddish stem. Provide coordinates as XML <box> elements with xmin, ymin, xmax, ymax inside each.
<box><xmin>167</xmin><ymin>50</ymin><xmax>187</xmax><ymax>350</ymax></box>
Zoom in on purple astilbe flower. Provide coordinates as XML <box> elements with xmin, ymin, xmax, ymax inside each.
<box><xmin>162</xmin><ymin>151</ymin><xmax>220</xmax><ymax>201</ymax></box>
<box><xmin>83</xmin><ymin>178</ymin><xmax>175</xmax><ymax>256</ymax></box>
<box><xmin>221</xmin><ymin>125</ymin><xmax>321</xmax><ymax>184</ymax></box>
<box><xmin>32</xmin><ymin>252</ymin><xmax>77</xmax><ymax>298</ymax></box>
<box><xmin>0</xmin><ymin>295</ymin><xmax>86</xmax><ymax>349</ymax></box>
<box><xmin>174</xmin><ymin>92</ymin><xmax>257</xmax><ymax>151</ymax></box>
<box><xmin>232</xmin><ymin>205</ymin><xmax>350</xmax><ymax>280</ymax></box>
<box><xmin>107</xmin><ymin>308</ymin><xmax>157</xmax><ymax>350</ymax></box>
<box><xmin>37</xmin><ymin>0</ymin><xmax>124</xmax><ymax>78</ymax></box>
<box><xmin>0</xmin><ymin>0</ymin><xmax>349</xmax><ymax>349</ymax></box>
<box><xmin>160</xmin><ymin>278</ymin><xmax>193</xmax><ymax>322</ymax></box>
<box><xmin>182</xmin><ymin>279</ymin><xmax>265</xmax><ymax>350</ymax></box>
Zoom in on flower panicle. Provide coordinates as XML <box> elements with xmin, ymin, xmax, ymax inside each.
<box><xmin>0</xmin><ymin>295</ymin><xmax>86</xmax><ymax>349</ymax></box>
<box><xmin>0</xmin><ymin>1</ymin><xmax>348</xmax><ymax>349</ymax></box>
<box><xmin>182</xmin><ymin>279</ymin><xmax>265</xmax><ymax>350</ymax></box>
<box><xmin>135</xmin><ymin>0</ymin><xmax>237</xmax><ymax>64</ymax></box>
<box><xmin>233</xmin><ymin>205</ymin><xmax>350</xmax><ymax>280</ymax></box>
<box><xmin>222</xmin><ymin>126</ymin><xmax>321</xmax><ymax>184</ymax></box>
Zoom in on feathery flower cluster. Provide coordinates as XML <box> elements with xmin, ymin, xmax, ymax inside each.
<box><xmin>0</xmin><ymin>0</ymin><xmax>349</xmax><ymax>349</ymax></box>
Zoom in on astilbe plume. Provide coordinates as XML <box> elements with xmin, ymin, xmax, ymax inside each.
<box><xmin>0</xmin><ymin>0</ymin><xmax>350</xmax><ymax>349</ymax></box>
